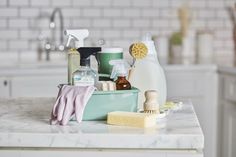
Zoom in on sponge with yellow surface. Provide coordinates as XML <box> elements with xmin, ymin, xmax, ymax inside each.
<box><xmin>107</xmin><ymin>111</ymin><xmax>157</xmax><ymax>128</ymax></box>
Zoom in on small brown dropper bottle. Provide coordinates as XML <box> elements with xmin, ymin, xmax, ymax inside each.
<box><xmin>109</xmin><ymin>59</ymin><xmax>131</xmax><ymax>90</ymax></box>
<box><xmin>116</xmin><ymin>74</ymin><xmax>131</xmax><ymax>90</ymax></box>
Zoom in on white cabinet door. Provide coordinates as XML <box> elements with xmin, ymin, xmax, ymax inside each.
<box><xmin>11</xmin><ymin>75</ymin><xmax>66</xmax><ymax>97</ymax></box>
<box><xmin>222</xmin><ymin>101</ymin><xmax>236</xmax><ymax>157</ymax></box>
<box><xmin>0</xmin><ymin>77</ymin><xmax>10</xmax><ymax>98</ymax></box>
<box><xmin>165</xmin><ymin>69</ymin><xmax>218</xmax><ymax>157</ymax></box>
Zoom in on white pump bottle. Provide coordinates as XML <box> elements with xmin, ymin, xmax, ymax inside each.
<box><xmin>129</xmin><ymin>34</ymin><xmax>167</xmax><ymax>109</ymax></box>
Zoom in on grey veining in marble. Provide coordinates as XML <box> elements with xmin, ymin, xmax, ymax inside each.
<box><xmin>0</xmin><ymin>98</ymin><xmax>204</xmax><ymax>149</ymax></box>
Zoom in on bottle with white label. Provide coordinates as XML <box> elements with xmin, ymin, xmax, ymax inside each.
<box><xmin>73</xmin><ymin>66</ymin><xmax>97</xmax><ymax>86</ymax></box>
<box><xmin>72</xmin><ymin>47</ymin><xmax>101</xmax><ymax>86</ymax></box>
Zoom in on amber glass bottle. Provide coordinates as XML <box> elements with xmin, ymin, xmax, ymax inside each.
<box><xmin>115</xmin><ymin>76</ymin><xmax>131</xmax><ymax>90</ymax></box>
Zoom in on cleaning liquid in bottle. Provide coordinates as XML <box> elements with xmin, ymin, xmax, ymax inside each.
<box><xmin>129</xmin><ymin>33</ymin><xmax>167</xmax><ymax>109</ymax></box>
<box><xmin>116</xmin><ymin>75</ymin><xmax>131</xmax><ymax>90</ymax></box>
<box><xmin>109</xmin><ymin>59</ymin><xmax>131</xmax><ymax>90</ymax></box>
<box><xmin>68</xmin><ymin>48</ymin><xmax>80</xmax><ymax>85</ymax></box>
<box><xmin>73</xmin><ymin>47</ymin><xmax>101</xmax><ymax>86</ymax></box>
<box><xmin>64</xmin><ymin>29</ymin><xmax>89</xmax><ymax>85</ymax></box>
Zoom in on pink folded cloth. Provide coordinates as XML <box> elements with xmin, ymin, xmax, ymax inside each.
<box><xmin>50</xmin><ymin>85</ymin><xmax>95</xmax><ymax>125</ymax></box>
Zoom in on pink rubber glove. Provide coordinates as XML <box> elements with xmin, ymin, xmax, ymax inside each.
<box><xmin>50</xmin><ymin>85</ymin><xmax>95</xmax><ymax>125</ymax></box>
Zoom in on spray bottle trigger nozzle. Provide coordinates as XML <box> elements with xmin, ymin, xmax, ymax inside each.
<box><xmin>66</xmin><ymin>35</ymin><xmax>74</xmax><ymax>47</ymax></box>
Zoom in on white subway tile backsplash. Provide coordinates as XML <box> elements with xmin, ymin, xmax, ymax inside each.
<box><xmin>122</xmin><ymin>29</ymin><xmax>141</xmax><ymax>39</ymax></box>
<box><xmin>152</xmin><ymin>19</ymin><xmax>170</xmax><ymax>28</ymax></box>
<box><xmin>197</xmin><ymin>10</ymin><xmax>216</xmax><ymax>19</ymax></box>
<box><xmin>0</xmin><ymin>0</ymin><xmax>234</xmax><ymax>58</ymax></box>
<box><xmin>30</xmin><ymin>0</ymin><xmax>50</xmax><ymax>7</ymax></box>
<box><xmin>20</xmin><ymin>8</ymin><xmax>40</xmax><ymax>17</ymax></box>
<box><xmin>102</xmin><ymin>30</ymin><xmax>121</xmax><ymax>38</ymax></box>
<box><xmin>169</xmin><ymin>19</ymin><xmax>180</xmax><ymax>29</ymax></box>
<box><xmin>207</xmin><ymin>20</ymin><xmax>224</xmax><ymax>28</ymax></box>
<box><xmin>0</xmin><ymin>8</ymin><xmax>18</xmax><ymax>17</ymax></box>
<box><xmin>89</xmin><ymin>29</ymin><xmax>102</xmax><ymax>38</ymax></box>
<box><xmin>189</xmin><ymin>1</ymin><xmax>206</xmax><ymax>9</ymax></box>
<box><xmin>103</xmin><ymin>9</ymin><xmax>121</xmax><ymax>17</ymax></box>
<box><xmin>224</xmin><ymin>1</ymin><xmax>236</xmax><ymax>6</ymax></box>
<box><xmin>206</xmin><ymin>0</ymin><xmax>224</xmax><ymax>9</ymax></box>
<box><xmin>92</xmin><ymin>19</ymin><xmax>111</xmax><ymax>28</ymax></box>
<box><xmin>191</xmin><ymin>20</ymin><xmax>206</xmax><ymax>29</ymax></box>
<box><xmin>9</xmin><ymin>0</ymin><xmax>29</xmax><ymax>6</ymax></box>
<box><xmin>142</xmin><ymin>9</ymin><xmax>159</xmax><ymax>17</ymax></box>
<box><xmin>0</xmin><ymin>30</ymin><xmax>18</xmax><ymax>39</ymax></box>
<box><xmin>111</xmin><ymin>39</ymin><xmax>132</xmax><ymax>50</ymax></box>
<box><xmin>170</xmin><ymin>0</ymin><xmax>185</xmax><ymax>8</ymax></box>
<box><xmin>131</xmin><ymin>0</ymin><xmax>152</xmax><ymax>7</ymax></box>
<box><xmin>0</xmin><ymin>19</ymin><xmax>7</xmax><ymax>28</ymax></box>
<box><xmin>0</xmin><ymin>40</ymin><xmax>7</xmax><ymax>50</ymax></box>
<box><xmin>112</xmin><ymin>0</ymin><xmax>131</xmax><ymax>7</ymax></box>
<box><xmin>224</xmin><ymin>40</ymin><xmax>234</xmax><ymax>49</ymax></box>
<box><xmin>132</xmin><ymin>19</ymin><xmax>150</xmax><ymax>28</ymax></box>
<box><xmin>9</xmin><ymin>40</ymin><xmax>28</xmax><ymax>50</ymax></box>
<box><xmin>62</xmin><ymin>8</ymin><xmax>80</xmax><ymax>17</ymax></box>
<box><xmin>92</xmin><ymin>0</ymin><xmax>111</xmax><ymax>7</ymax></box>
<box><xmin>224</xmin><ymin>20</ymin><xmax>233</xmax><ymax>28</ymax></box>
<box><xmin>160</xmin><ymin>9</ymin><xmax>178</xmax><ymax>18</ymax></box>
<box><xmin>20</xmin><ymin>30</ymin><xmax>37</xmax><ymax>40</ymax></box>
<box><xmin>72</xmin><ymin>19</ymin><xmax>91</xmax><ymax>28</ymax></box>
<box><xmin>9</xmin><ymin>19</ymin><xmax>29</xmax><ymax>28</ymax></box>
<box><xmin>82</xmin><ymin>8</ymin><xmax>101</xmax><ymax>17</ymax></box>
<box><xmin>0</xmin><ymin>0</ymin><xmax>7</xmax><ymax>6</ymax></box>
<box><xmin>122</xmin><ymin>9</ymin><xmax>140</xmax><ymax>17</ymax></box>
<box><xmin>112</xmin><ymin>19</ymin><xmax>131</xmax><ymax>28</ymax></box>
<box><xmin>216</xmin><ymin>30</ymin><xmax>233</xmax><ymax>39</ymax></box>
<box><xmin>216</xmin><ymin>10</ymin><xmax>229</xmax><ymax>19</ymax></box>
<box><xmin>51</xmin><ymin>0</ymin><xmax>71</xmax><ymax>7</ymax></box>
<box><xmin>72</xmin><ymin>0</ymin><xmax>92</xmax><ymax>7</ymax></box>
<box><xmin>152</xmin><ymin>0</ymin><xmax>169</xmax><ymax>8</ymax></box>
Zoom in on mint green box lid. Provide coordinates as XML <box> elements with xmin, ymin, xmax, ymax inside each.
<box><xmin>83</xmin><ymin>87</ymin><xmax>139</xmax><ymax>121</ymax></box>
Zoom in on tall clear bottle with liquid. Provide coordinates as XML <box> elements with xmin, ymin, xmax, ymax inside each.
<box><xmin>129</xmin><ymin>33</ymin><xmax>167</xmax><ymax>109</ymax></box>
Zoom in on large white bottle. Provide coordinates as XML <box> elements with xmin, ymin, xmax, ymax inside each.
<box><xmin>129</xmin><ymin>34</ymin><xmax>167</xmax><ymax>109</ymax></box>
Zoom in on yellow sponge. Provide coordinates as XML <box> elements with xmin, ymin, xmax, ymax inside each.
<box><xmin>107</xmin><ymin>111</ymin><xmax>157</xmax><ymax>128</ymax></box>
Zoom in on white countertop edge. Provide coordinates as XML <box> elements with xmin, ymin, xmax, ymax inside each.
<box><xmin>0</xmin><ymin>133</ymin><xmax>204</xmax><ymax>149</ymax></box>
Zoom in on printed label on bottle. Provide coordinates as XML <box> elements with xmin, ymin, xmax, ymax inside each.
<box><xmin>73</xmin><ymin>75</ymin><xmax>95</xmax><ymax>86</ymax></box>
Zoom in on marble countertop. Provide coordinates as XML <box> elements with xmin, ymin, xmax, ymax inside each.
<box><xmin>0</xmin><ymin>98</ymin><xmax>204</xmax><ymax>150</ymax></box>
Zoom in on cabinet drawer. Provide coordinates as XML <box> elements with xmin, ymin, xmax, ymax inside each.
<box><xmin>224</xmin><ymin>76</ymin><xmax>236</xmax><ymax>102</ymax></box>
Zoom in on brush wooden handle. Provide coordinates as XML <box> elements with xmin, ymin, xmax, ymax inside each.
<box><xmin>143</xmin><ymin>90</ymin><xmax>159</xmax><ymax>112</ymax></box>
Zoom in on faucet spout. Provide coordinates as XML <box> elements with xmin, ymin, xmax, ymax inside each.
<box><xmin>49</xmin><ymin>8</ymin><xmax>64</xmax><ymax>46</ymax></box>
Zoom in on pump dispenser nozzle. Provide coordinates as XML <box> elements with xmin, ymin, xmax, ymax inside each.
<box><xmin>77</xmin><ymin>47</ymin><xmax>101</xmax><ymax>66</ymax></box>
<box><xmin>64</xmin><ymin>29</ymin><xmax>89</xmax><ymax>48</ymax></box>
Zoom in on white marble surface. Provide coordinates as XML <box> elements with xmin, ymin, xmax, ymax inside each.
<box><xmin>0</xmin><ymin>98</ymin><xmax>204</xmax><ymax>150</ymax></box>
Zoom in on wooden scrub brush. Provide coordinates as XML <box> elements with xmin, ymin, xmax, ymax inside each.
<box><xmin>143</xmin><ymin>90</ymin><xmax>160</xmax><ymax>114</ymax></box>
<box><xmin>128</xmin><ymin>42</ymin><xmax>148</xmax><ymax>80</ymax></box>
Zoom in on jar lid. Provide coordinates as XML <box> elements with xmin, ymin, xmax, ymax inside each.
<box><xmin>101</xmin><ymin>48</ymin><xmax>123</xmax><ymax>53</ymax></box>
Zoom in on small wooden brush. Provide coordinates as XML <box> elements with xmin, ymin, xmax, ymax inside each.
<box><xmin>143</xmin><ymin>90</ymin><xmax>160</xmax><ymax>114</ymax></box>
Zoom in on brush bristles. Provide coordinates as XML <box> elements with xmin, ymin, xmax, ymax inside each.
<box><xmin>143</xmin><ymin>110</ymin><xmax>159</xmax><ymax>114</ymax></box>
<box><xmin>129</xmin><ymin>42</ymin><xmax>148</xmax><ymax>59</ymax></box>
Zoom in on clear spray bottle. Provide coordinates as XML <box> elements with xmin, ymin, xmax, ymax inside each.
<box><xmin>72</xmin><ymin>47</ymin><xmax>101</xmax><ymax>86</ymax></box>
<box><xmin>109</xmin><ymin>59</ymin><xmax>131</xmax><ymax>90</ymax></box>
<box><xmin>64</xmin><ymin>29</ymin><xmax>89</xmax><ymax>85</ymax></box>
